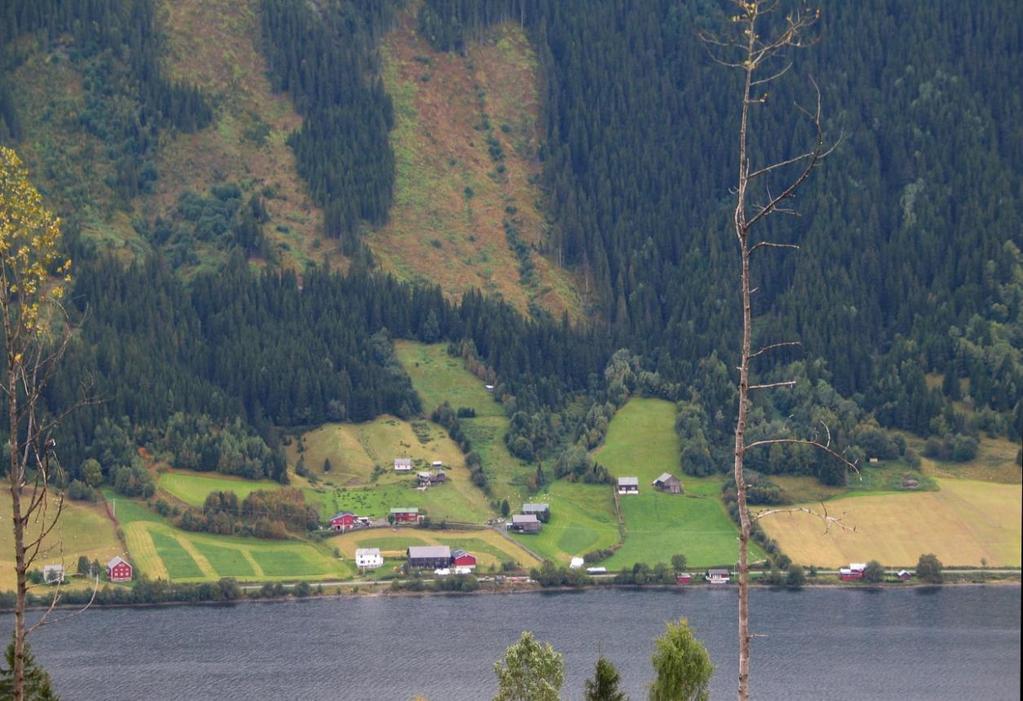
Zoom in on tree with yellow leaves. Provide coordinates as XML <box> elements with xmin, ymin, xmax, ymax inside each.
<box><xmin>1</xmin><ymin>145</ymin><xmax>75</xmax><ymax>701</ymax></box>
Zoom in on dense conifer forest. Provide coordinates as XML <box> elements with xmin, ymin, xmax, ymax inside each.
<box><xmin>1</xmin><ymin>0</ymin><xmax>1020</xmax><ymax>489</ymax></box>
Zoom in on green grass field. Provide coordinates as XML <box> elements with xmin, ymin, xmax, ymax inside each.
<box><xmin>395</xmin><ymin>341</ymin><xmax>532</xmax><ymax>503</ymax></box>
<box><xmin>110</xmin><ymin>492</ymin><xmax>349</xmax><ymax>583</ymax></box>
<box><xmin>509</xmin><ymin>481</ymin><xmax>620</xmax><ymax>564</ymax></box>
<box><xmin>157</xmin><ymin>471</ymin><xmax>285</xmax><ymax>508</ymax></box>
<box><xmin>593</xmin><ymin>398</ymin><xmax>762</xmax><ymax>568</ymax></box>
<box><xmin>318</xmin><ymin>477</ymin><xmax>492</xmax><ymax>524</ymax></box>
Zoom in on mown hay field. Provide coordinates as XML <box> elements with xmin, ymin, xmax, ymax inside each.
<box><xmin>757</xmin><ymin>477</ymin><xmax>1022</xmax><ymax>567</ymax></box>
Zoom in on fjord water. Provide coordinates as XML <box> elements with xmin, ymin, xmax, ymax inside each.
<box><xmin>14</xmin><ymin>586</ymin><xmax>1021</xmax><ymax>700</ymax></box>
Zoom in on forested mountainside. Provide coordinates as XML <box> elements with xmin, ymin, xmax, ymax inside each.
<box><xmin>1</xmin><ymin>1</ymin><xmax>1020</xmax><ymax>488</ymax></box>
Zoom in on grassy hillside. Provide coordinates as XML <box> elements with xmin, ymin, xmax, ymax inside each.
<box><xmin>395</xmin><ymin>341</ymin><xmax>532</xmax><ymax>503</ymax></box>
<box><xmin>157</xmin><ymin>471</ymin><xmax>286</xmax><ymax>508</ymax></box>
<box><xmin>154</xmin><ymin>0</ymin><xmax>333</xmax><ymax>270</ymax></box>
<box><xmin>0</xmin><ymin>488</ymin><xmax>122</xmax><ymax>590</ymax></box>
<box><xmin>368</xmin><ymin>7</ymin><xmax>581</xmax><ymax>318</ymax></box>
<box><xmin>594</xmin><ymin>398</ymin><xmax>762</xmax><ymax>569</ymax></box>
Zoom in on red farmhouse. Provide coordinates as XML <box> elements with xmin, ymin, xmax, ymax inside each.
<box><xmin>452</xmin><ymin>549</ymin><xmax>477</xmax><ymax>570</ymax></box>
<box><xmin>390</xmin><ymin>507</ymin><xmax>421</xmax><ymax>524</ymax></box>
<box><xmin>107</xmin><ymin>556</ymin><xmax>133</xmax><ymax>583</ymax></box>
<box><xmin>329</xmin><ymin>512</ymin><xmax>358</xmax><ymax>532</ymax></box>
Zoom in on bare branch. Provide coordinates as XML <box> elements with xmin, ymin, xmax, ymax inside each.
<box><xmin>752</xmin><ymin>503</ymin><xmax>855</xmax><ymax>533</ymax></box>
<box><xmin>750</xmin><ymin>241</ymin><xmax>800</xmax><ymax>254</ymax></box>
<box><xmin>749</xmin><ymin>341</ymin><xmax>802</xmax><ymax>359</ymax></box>
<box><xmin>748</xmin><ymin>380</ymin><xmax>797</xmax><ymax>391</ymax></box>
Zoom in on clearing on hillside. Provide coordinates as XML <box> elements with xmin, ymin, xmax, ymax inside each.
<box><xmin>758</xmin><ymin>477</ymin><xmax>1022</xmax><ymax>568</ymax></box>
<box><xmin>157</xmin><ymin>471</ymin><xmax>285</xmax><ymax>508</ymax></box>
<box><xmin>286</xmin><ymin>415</ymin><xmax>464</xmax><ymax>485</ymax></box>
<box><xmin>0</xmin><ymin>489</ymin><xmax>122</xmax><ymax>590</ymax></box>
<box><xmin>395</xmin><ymin>341</ymin><xmax>533</xmax><ymax>503</ymax></box>
<box><xmin>154</xmin><ymin>0</ymin><xmax>333</xmax><ymax>270</ymax></box>
<box><xmin>594</xmin><ymin>398</ymin><xmax>762</xmax><ymax>568</ymax></box>
<box><xmin>368</xmin><ymin>7</ymin><xmax>581</xmax><ymax>318</ymax></box>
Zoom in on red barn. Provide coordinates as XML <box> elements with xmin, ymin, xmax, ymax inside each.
<box><xmin>452</xmin><ymin>549</ymin><xmax>477</xmax><ymax>570</ymax></box>
<box><xmin>676</xmin><ymin>573</ymin><xmax>692</xmax><ymax>585</ymax></box>
<box><xmin>107</xmin><ymin>556</ymin><xmax>133</xmax><ymax>583</ymax></box>
<box><xmin>329</xmin><ymin>512</ymin><xmax>358</xmax><ymax>532</ymax></box>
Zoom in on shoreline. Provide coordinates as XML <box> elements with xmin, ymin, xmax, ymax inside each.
<box><xmin>8</xmin><ymin>575</ymin><xmax>1020</xmax><ymax>614</ymax></box>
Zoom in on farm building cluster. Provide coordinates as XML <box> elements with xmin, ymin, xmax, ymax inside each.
<box><xmin>508</xmin><ymin>502</ymin><xmax>550</xmax><ymax>534</ymax></box>
<box><xmin>406</xmin><ymin>546</ymin><xmax>477</xmax><ymax>575</ymax></box>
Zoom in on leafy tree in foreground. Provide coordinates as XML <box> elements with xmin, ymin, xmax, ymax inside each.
<box><xmin>493</xmin><ymin>631</ymin><xmax>564</xmax><ymax>701</ymax></box>
<box><xmin>917</xmin><ymin>554</ymin><xmax>944</xmax><ymax>583</ymax></box>
<box><xmin>1</xmin><ymin>146</ymin><xmax>75</xmax><ymax>701</ymax></box>
<box><xmin>648</xmin><ymin>619</ymin><xmax>713</xmax><ymax>701</ymax></box>
<box><xmin>0</xmin><ymin>640</ymin><xmax>58</xmax><ymax>700</ymax></box>
<box><xmin>584</xmin><ymin>656</ymin><xmax>628</xmax><ymax>701</ymax></box>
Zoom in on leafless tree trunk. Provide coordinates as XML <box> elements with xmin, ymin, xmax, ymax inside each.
<box><xmin>700</xmin><ymin>3</ymin><xmax>844</xmax><ymax>699</ymax></box>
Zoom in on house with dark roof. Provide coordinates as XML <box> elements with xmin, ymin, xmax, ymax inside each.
<box><xmin>617</xmin><ymin>476</ymin><xmax>639</xmax><ymax>495</ymax></box>
<box><xmin>510</xmin><ymin>514</ymin><xmax>541</xmax><ymax>533</ymax></box>
<box><xmin>407</xmin><ymin>545</ymin><xmax>452</xmax><ymax>569</ymax></box>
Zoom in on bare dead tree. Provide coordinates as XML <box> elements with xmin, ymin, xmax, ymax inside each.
<box><xmin>699</xmin><ymin>3</ymin><xmax>854</xmax><ymax>699</ymax></box>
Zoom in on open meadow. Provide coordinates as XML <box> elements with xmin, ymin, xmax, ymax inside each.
<box><xmin>157</xmin><ymin>471</ymin><xmax>285</xmax><ymax>508</ymax></box>
<box><xmin>594</xmin><ymin>398</ymin><xmax>763</xmax><ymax>568</ymax></box>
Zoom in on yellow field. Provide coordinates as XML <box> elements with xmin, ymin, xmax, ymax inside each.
<box><xmin>287</xmin><ymin>416</ymin><xmax>464</xmax><ymax>485</ymax></box>
<box><xmin>330</xmin><ymin>528</ymin><xmax>541</xmax><ymax>571</ymax></box>
<box><xmin>0</xmin><ymin>490</ymin><xmax>122</xmax><ymax>590</ymax></box>
<box><xmin>758</xmin><ymin>478</ymin><xmax>1022</xmax><ymax>567</ymax></box>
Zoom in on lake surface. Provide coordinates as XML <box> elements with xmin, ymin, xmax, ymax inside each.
<box><xmin>9</xmin><ymin>586</ymin><xmax>1021</xmax><ymax>700</ymax></box>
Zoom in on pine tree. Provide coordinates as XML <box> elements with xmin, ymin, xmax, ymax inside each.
<box><xmin>583</xmin><ymin>656</ymin><xmax>627</xmax><ymax>701</ymax></box>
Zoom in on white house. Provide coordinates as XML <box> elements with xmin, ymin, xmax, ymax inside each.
<box><xmin>42</xmin><ymin>564</ymin><xmax>64</xmax><ymax>585</ymax></box>
<box><xmin>355</xmin><ymin>548</ymin><xmax>384</xmax><ymax>570</ymax></box>
<box><xmin>705</xmin><ymin>568</ymin><xmax>731</xmax><ymax>584</ymax></box>
<box><xmin>394</xmin><ymin>457</ymin><xmax>413</xmax><ymax>472</ymax></box>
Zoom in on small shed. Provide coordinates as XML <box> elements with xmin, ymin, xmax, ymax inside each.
<box><xmin>452</xmin><ymin>549</ymin><xmax>477</xmax><ymax>570</ymax></box>
<box><xmin>510</xmin><ymin>514</ymin><xmax>541</xmax><ymax>533</ymax></box>
<box><xmin>394</xmin><ymin>457</ymin><xmax>413</xmax><ymax>472</ymax></box>
<box><xmin>355</xmin><ymin>548</ymin><xmax>384</xmax><ymax>570</ymax></box>
<box><xmin>896</xmin><ymin>569</ymin><xmax>913</xmax><ymax>581</ymax></box>
<box><xmin>107</xmin><ymin>556</ymin><xmax>133</xmax><ymax>583</ymax></box>
<box><xmin>407</xmin><ymin>545</ymin><xmax>452</xmax><ymax>569</ymax></box>
<box><xmin>42</xmin><ymin>564</ymin><xmax>65</xmax><ymax>585</ymax></box>
<box><xmin>329</xmin><ymin>511</ymin><xmax>358</xmax><ymax>532</ymax></box>
<box><xmin>390</xmin><ymin>507</ymin><xmax>421</xmax><ymax>524</ymax></box>
<box><xmin>676</xmin><ymin>573</ymin><xmax>693</xmax><ymax>585</ymax></box>
<box><xmin>431</xmin><ymin>460</ymin><xmax>444</xmax><ymax>469</ymax></box>
<box><xmin>652</xmin><ymin>472</ymin><xmax>683</xmax><ymax>494</ymax></box>
<box><xmin>617</xmin><ymin>476</ymin><xmax>639</xmax><ymax>495</ymax></box>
